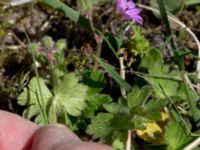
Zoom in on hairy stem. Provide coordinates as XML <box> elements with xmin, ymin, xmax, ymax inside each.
<box><xmin>88</xmin><ymin>10</ymin><xmax>103</xmax><ymax>70</ymax></box>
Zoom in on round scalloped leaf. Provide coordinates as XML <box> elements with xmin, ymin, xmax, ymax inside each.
<box><xmin>54</xmin><ymin>73</ymin><xmax>88</xmax><ymax>116</ymax></box>
<box><xmin>18</xmin><ymin>77</ymin><xmax>52</xmax><ymax>120</ymax></box>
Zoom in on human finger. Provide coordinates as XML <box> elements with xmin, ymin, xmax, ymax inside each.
<box><xmin>31</xmin><ymin>124</ymin><xmax>113</xmax><ymax>150</ymax></box>
<box><xmin>0</xmin><ymin>110</ymin><xmax>39</xmax><ymax>150</ymax></box>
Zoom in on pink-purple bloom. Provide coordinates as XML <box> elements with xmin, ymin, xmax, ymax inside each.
<box><xmin>40</xmin><ymin>45</ymin><xmax>56</xmax><ymax>63</ymax></box>
<box><xmin>116</xmin><ymin>0</ymin><xmax>143</xmax><ymax>25</ymax></box>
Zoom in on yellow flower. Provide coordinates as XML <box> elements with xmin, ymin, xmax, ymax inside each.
<box><xmin>136</xmin><ymin>111</ymin><xmax>169</xmax><ymax>143</ymax></box>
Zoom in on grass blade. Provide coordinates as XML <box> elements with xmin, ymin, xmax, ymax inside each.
<box><xmin>97</xmin><ymin>57</ymin><xmax>132</xmax><ymax>92</ymax></box>
<box><xmin>95</xmin><ymin>28</ymin><xmax>119</xmax><ymax>59</ymax></box>
<box><xmin>185</xmin><ymin>0</ymin><xmax>200</xmax><ymax>5</ymax></box>
<box><xmin>42</xmin><ymin>0</ymin><xmax>90</xmax><ymax>30</ymax></box>
<box><xmin>25</xmin><ymin>32</ymin><xmax>49</xmax><ymax>125</ymax></box>
<box><xmin>156</xmin><ymin>0</ymin><xmax>176</xmax><ymax>49</ymax></box>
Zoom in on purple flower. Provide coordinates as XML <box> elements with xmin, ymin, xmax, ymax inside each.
<box><xmin>116</xmin><ymin>0</ymin><xmax>143</xmax><ymax>25</ymax></box>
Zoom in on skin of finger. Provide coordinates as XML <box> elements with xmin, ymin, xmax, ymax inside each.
<box><xmin>31</xmin><ymin>124</ymin><xmax>113</xmax><ymax>150</ymax></box>
<box><xmin>0</xmin><ymin>110</ymin><xmax>39</xmax><ymax>150</ymax></box>
<box><xmin>52</xmin><ymin>142</ymin><xmax>114</xmax><ymax>150</ymax></box>
<box><xmin>31</xmin><ymin>124</ymin><xmax>82</xmax><ymax>150</ymax></box>
<box><xmin>0</xmin><ymin>110</ymin><xmax>113</xmax><ymax>150</ymax></box>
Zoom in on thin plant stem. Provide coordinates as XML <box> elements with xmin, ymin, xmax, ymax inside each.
<box><xmin>50</xmin><ymin>96</ymin><xmax>57</xmax><ymax>123</ymax></box>
<box><xmin>95</xmin><ymin>28</ymin><xmax>119</xmax><ymax>59</ymax></box>
<box><xmin>126</xmin><ymin>130</ymin><xmax>132</xmax><ymax>150</ymax></box>
<box><xmin>25</xmin><ymin>32</ymin><xmax>49</xmax><ymax>125</ymax></box>
<box><xmin>119</xmin><ymin>48</ymin><xmax>126</xmax><ymax>97</ymax></box>
<box><xmin>48</xmin><ymin>59</ymin><xmax>58</xmax><ymax>91</ymax></box>
<box><xmin>9</xmin><ymin>32</ymin><xmax>26</xmax><ymax>48</ymax></box>
<box><xmin>88</xmin><ymin>8</ymin><xmax>118</xmax><ymax>70</ymax></box>
<box><xmin>183</xmin><ymin>137</ymin><xmax>200</xmax><ymax>150</ymax></box>
<box><xmin>118</xmin><ymin>48</ymin><xmax>131</xmax><ymax>150</ymax></box>
<box><xmin>156</xmin><ymin>0</ymin><xmax>176</xmax><ymax>49</ymax></box>
<box><xmin>175</xmin><ymin>50</ymin><xmax>200</xmax><ymax>128</ymax></box>
<box><xmin>48</xmin><ymin>59</ymin><xmax>57</xmax><ymax>123</ymax></box>
<box><xmin>88</xmin><ymin>9</ymin><xmax>103</xmax><ymax>70</ymax></box>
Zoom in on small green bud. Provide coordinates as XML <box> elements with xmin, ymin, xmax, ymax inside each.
<box><xmin>29</xmin><ymin>43</ymin><xmax>40</xmax><ymax>56</ymax></box>
<box><xmin>55</xmin><ymin>39</ymin><xmax>67</xmax><ymax>54</ymax></box>
<box><xmin>42</xmin><ymin>36</ymin><xmax>54</xmax><ymax>48</ymax></box>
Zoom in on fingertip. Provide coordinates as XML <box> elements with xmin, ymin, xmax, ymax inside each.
<box><xmin>31</xmin><ymin>124</ymin><xmax>81</xmax><ymax>150</ymax></box>
<box><xmin>51</xmin><ymin>141</ymin><xmax>114</xmax><ymax>150</ymax></box>
<box><xmin>0</xmin><ymin>110</ymin><xmax>39</xmax><ymax>150</ymax></box>
<box><xmin>31</xmin><ymin>124</ymin><xmax>113</xmax><ymax>150</ymax></box>
<box><xmin>74</xmin><ymin>142</ymin><xmax>114</xmax><ymax>150</ymax></box>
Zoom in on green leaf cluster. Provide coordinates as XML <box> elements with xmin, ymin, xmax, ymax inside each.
<box><xmin>30</xmin><ymin>36</ymin><xmax>67</xmax><ymax>64</ymax></box>
<box><xmin>139</xmin><ymin>49</ymin><xmax>183</xmax><ymax>98</ymax></box>
<box><xmin>18</xmin><ymin>72</ymin><xmax>88</xmax><ymax>124</ymax></box>
<box><xmin>165</xmin><ymin>121</ymin><xmax>193</xmax><ymax>150</ymax></box>
<box><xmin>139</xmin><ymin>49</ymin><xmax>200</xmax><ymax>126</ymax></box>
<box><xmin>128</xmin><ymin>26</ymin><xmax>150</xmax><ymax>57</ymax></box>
<box><xmin>87</xmin><ymin>84</ymin><xmax>168</xmax><ymax>146</ymax></box>
<box><xmin>83</xmin><ymin>71</ymin><xmax>112</xmax><ymax>118</ymax></box>
<box><xmin>54</xmin><ymin>73</ymin><xmax>88</xmax><ymax>116</ymax></box>
<box><xmin>18</xmin><ymin>77</ymin><xmax>52</xmax><ymax>123</ymax></box>
<box><xmin>15</xmin><ymin>1</ymin><xmax>200</xmax><ymax>149</ymax></box>
<box><xmin>97</xmin><ymin>47</ymin><xmax>200</xmax><ymax>148</ymax></box>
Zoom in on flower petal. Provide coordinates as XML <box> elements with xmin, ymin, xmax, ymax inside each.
<box><xmin>126</xmin><ymin>1</ymin><xmax>136</xmax><ymax>10</ymax></box>
<box><xmin>126</xmin><ymin>8</ymin><xmax>141</xmax><ymax>15</ymax></box>
<box><xmin>116</xmin><ymin>0</ymin><xmax>126</xmax><ymax>14</ymax></box>
<box><xmin>116</xmin><ymin>0</ymin><xmax>143</xmax><ymax>25</ymax></box>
